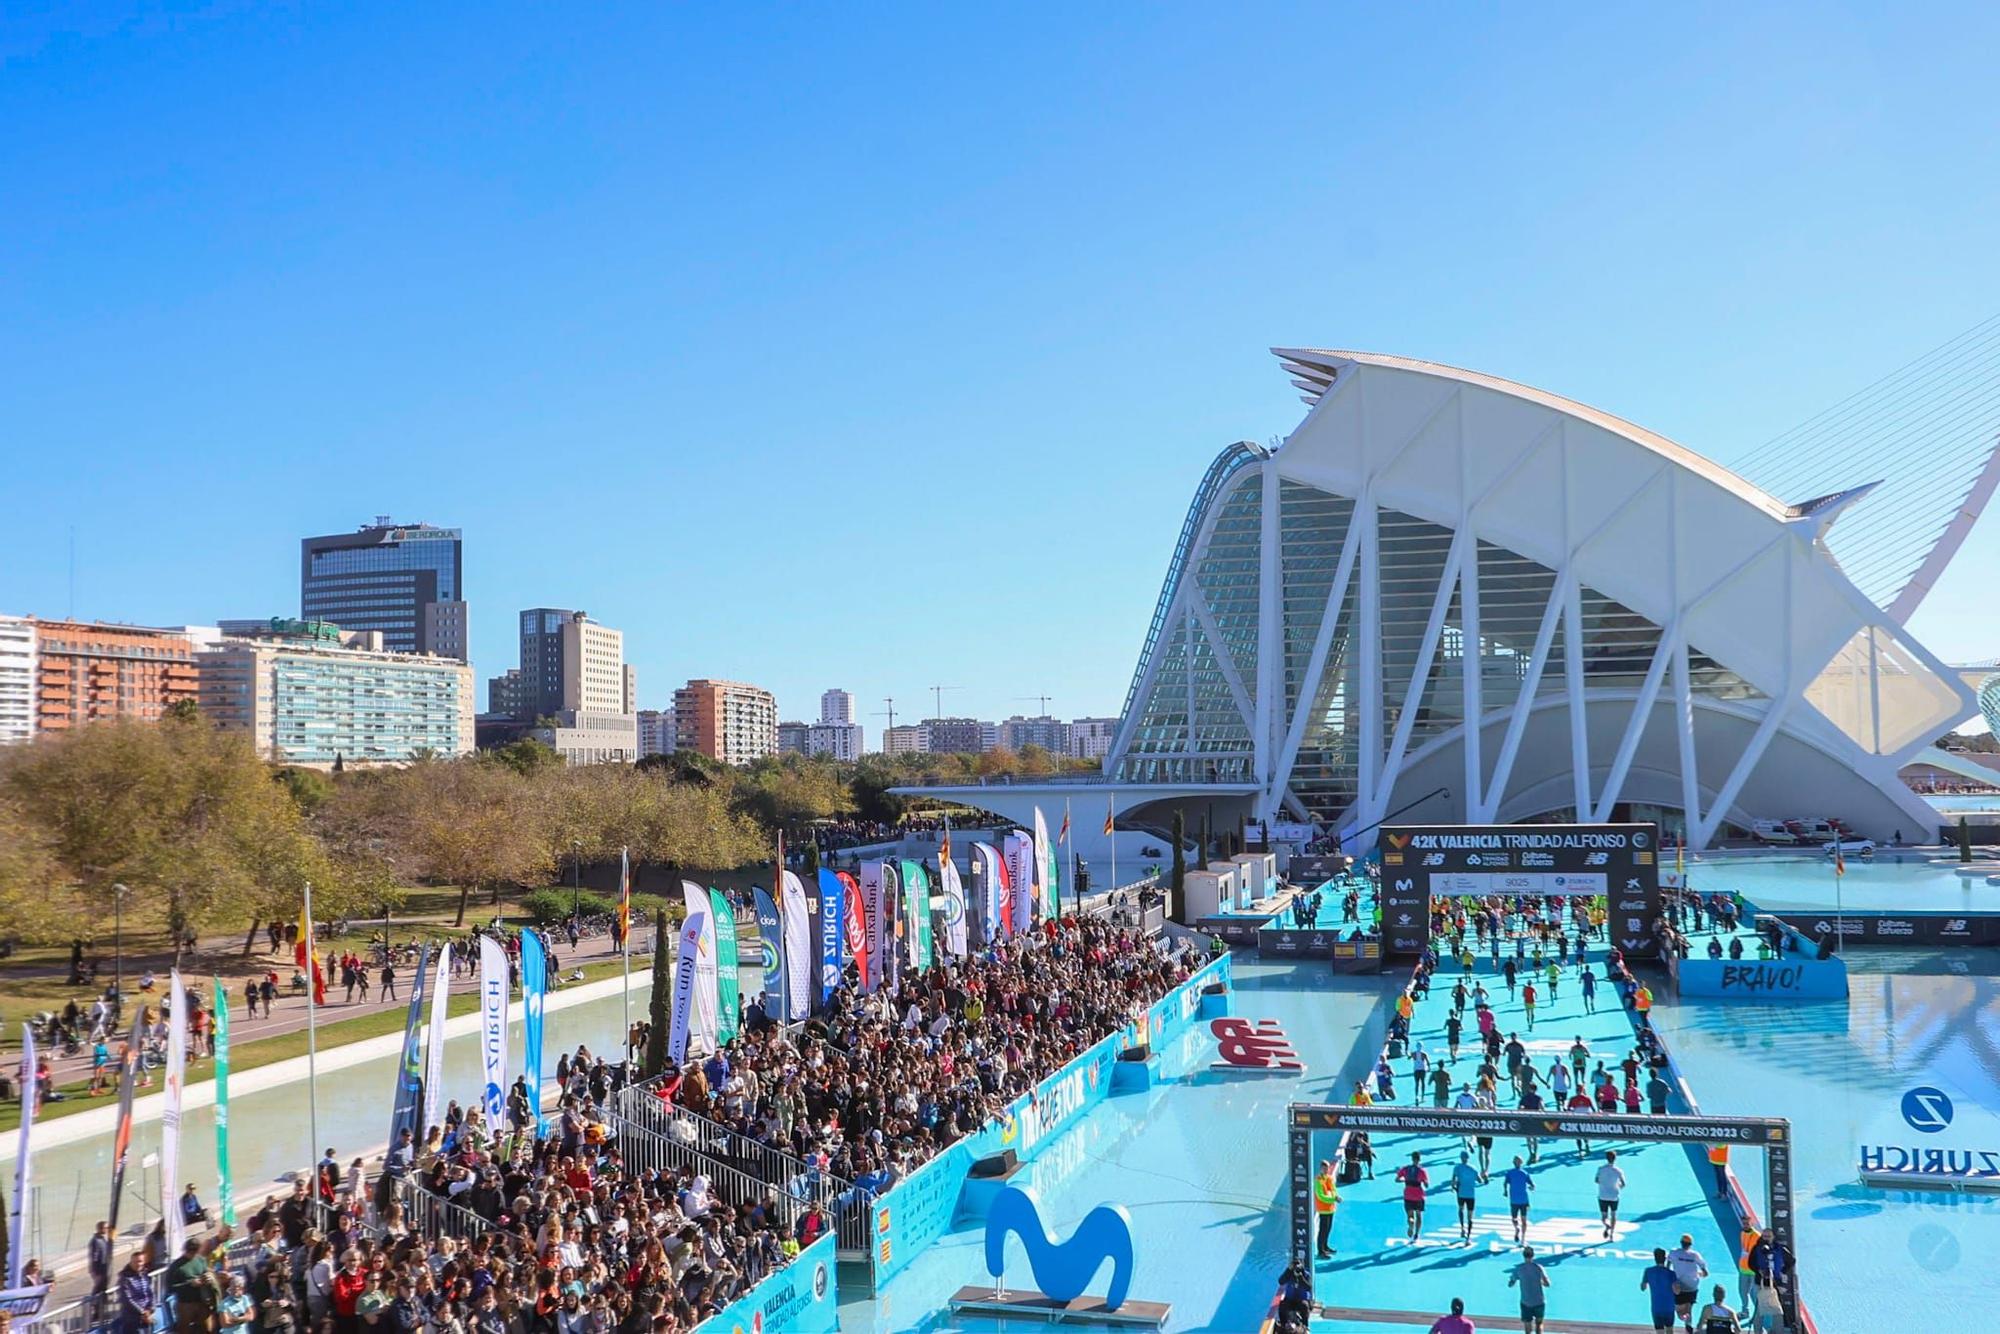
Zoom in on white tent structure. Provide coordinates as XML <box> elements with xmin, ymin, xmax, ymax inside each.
<box><xmin>1099</xmin><ymin>350</ymin><xmax>1985</xmax><ymax>848</ymax></box>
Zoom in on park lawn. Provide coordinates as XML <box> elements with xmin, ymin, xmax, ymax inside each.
<box><xmin>0</xmin><ymin>952</ymin><xmax>648</xmax><ymax>1135</ymax></box>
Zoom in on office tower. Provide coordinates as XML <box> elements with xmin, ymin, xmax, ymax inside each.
<box><xmin>820</xmin><ymin>689</ymin><xmax>855</xmax><ymax>725</ymax></box>
<box><xmin>0</xmin><ymin>616</ymin><xmax>35</xmax><ymax>743</ymax></box>
<box><xmin>502</xmin><ymin>609</ymin><xmax>636</xmax><ymax>764</ymax></box>
<box><xmin>1068</xmin><ymin>716</ymin><xmax>1120</xmax><ymax>760</ymax></box>
<box><xmin>300</xmin><ymin>518</ymin><xmax>467</xmax><ymax>659</ymax></box>
<box><xmin>673</xmin><ymin>679</ymin><xmax>777</xmax><ymax>765</ymax></box>
<box><xmin>637</xmin><ymin>707</ymin><xmax>677</xmax><ymax>757</ymax></box>
<box><xmin>198</xmin><ymin>618</ymin><xmax>474</xmax><ymax>767</ymax></box>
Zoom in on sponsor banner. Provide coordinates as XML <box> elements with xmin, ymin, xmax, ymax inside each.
<box><xmin>701</xmin><ymin>1233</ymin><xmax>838</xmax><ymax>1334</ymax></box>
<box><xmin>162</xmin><ymin>971</ymin><xmax>187</xmax><ymax>1258</ymax></box>
<box><xmin>939</xmin><ymin>856</ymin><xmax>968</xmax><ymax>958</ymax></box>
<box><xmin>754</xmin><ymin>886</ymin><xmax>785</xmax><ymax>1019</ymax></box>
<box><xmin>1197</xmin><ymin>915</ymin><xmax>1267</xmax><ymax>947</ymax></box>
<box><xmin>423</xmin><ymin>946</ymin><xmax>451</xmax><ymax>1135</ymax></box>
<box><xmin>860</xmin><ymin>861</ymin><xmax>885</xmax><ymax>991</ymax></box>
<box><xmin>1858</xmin><ymin>1085</ymin><xmax>2000</xmax><ymax>1184</ymax></box>
<box><xmin>1289</xmin><ymin>1102</ymin><xmax>1788</xmax><ymax>1144</ymax></box>
<box><xmin>389</xmin><ymin>944</ymin><xmax>434</xmax><ymax>1152</ymax></box>
<box><xmin>868</xmin><ymin>951</ymin><xmax>1232</xmax><ymax>1284</ymax></box>
<box><xmin>814</xmin><ymin>870</ymin><xmax>844</xmax><ymax>1010</ymax></box>
<box><xmin>1773</xmin><ymin>911</ymin><xmax>2000</xmax><ymax>947</ymax></box>
<box><xmin>839</xmin><ymin>871</ymin><xmax>866</xmax><ymax>991</ymax></box>
<box><xmin>105</xmin><ymin>1011</ymin><xmax>143</xmax><ymax>1240</ymax></box>
<box><xmin>0</xmin><ymin>1286</ymin><xmax>50</xmax><ymax>1318</ymax></box>
<box><xmin>477</xmin><ymin>936</ymin><xmax>510</xmax><ymax>1128</ymax></box>
<box><xmin>708</xmin><ymin>889</ymin><xmax>740</xmax><ymax>1046</ymax></box>
<box><xmin>9</xmin><ymin>1027</ymin><xmax>33</xmax><ymax>1286</ymax></box>
<box><xmin>680</xmin><ymin>882</ymin><xmax>720</xmax><ymax>1051</ymax></box>
<box><xmin>1003</xmin><ymin>832</ymin><xmax>1034</xmax><ymax>936</ymax></box>
<box><xmin>520</xmin><ymin>933</ymin><xmax>547</xmax><ymax>1135</ymax></box>
<box><xmin>1676</xmin><ymin>957</ymin><xmax>1847</xmax><ymax>1000</ymax></box>
<box><xmin>211</xmin><ymin>980</ymin><xmax>235</xmax><ymax>1227</ymax></box>
<box><xmin>780</xmin><ymin>872</ymin><xmax>812</xmax><ymax>1020</ymax></box>
<box><xmin>668</xmin><ymin>913</ymin><xmax>704</xmax><ymax>1065</ymax></box>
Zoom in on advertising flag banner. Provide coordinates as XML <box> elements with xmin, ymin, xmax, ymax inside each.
<box><xmin>519</xmin><ymin>932</ymin><xmax>547</xmax><ymax>1135</ymax></box>
<box><xmin>211</xmin><ymin>979</ymin><xmax>235</xmax><ymax>1227</ymax></box>
<box><xmin>1003</xmin><ymin>832</ymin><xmax>1034</xmax><ymax>937</ymax></box>
<box><xmin>477</xmin><ymin>936</ymin><xmax>510</xmax><ymax>1130</ymax></box>
<box><xmin>618</xmin><ymin>847</ymin><xmax>632</xmax><ymax>951</ymax></box>
<box><xmin>679</xmin><ymin>882</ymin><xmax>719</xmax><ymax>1053</ymax></box>
<box><xmin>881</xmin><ymin>861</ymin><xmax>904</xmax><ymax>990</ymax></box>
<box><xmin>839</xmin><ymin>871</ymin><xmax>866</xmax><ymax>987</ymax></box>
<box><xmin>706</xmin><ymin>889</ymin><xmax>739</xmax><ymax>1045</ymax></box>
<box><xmin>668</xmin><ymin>913</ymin><xmax>704</xmax><ymax>1065</ymax></box>
<box><xmin>859</xmin><ymin>861</ymin><xmax>885</xmax><ymax>992</ymax></box>
<box><xmin>972</xmin><ymin>842</ymin><xmax>1005</xmax><ymax>942</ymax></box>
<box><xmin>780</xmin><ymin>870</ymin><xmax>812</xmax><ymax>1019</ymax></box>
<box><xmin>815</xmin><ymin>868</ymin><xmax>845</xmax><ymax>1007</ymax></box>
<box><xmin>162</xmin><ymin>971</ymin><xmax>187</xmax><ymax>1259</ymax></box>
<box><xmin>424</xmin><ymin>946</ymin><xmax>451</xmax><ymax>1135</ymax></box>
<box><xmin>940</xmin><ymin>855</ymin><xmax>968</xmax><ymax>958</ymax></box>
<box><xmin>898</xmin><ymin>860</ymin><xmax>933</xmax><ymax>971</ymax></box>
<box><xmin>753</xmin><ymin>886</ymin><xmax>784</xmax><ymax>1019</ymax></box>
<box><xmin>8</xmin><ymin>1026</ymin><xmax>33</xmax><ymax>1286</ymax></box>
<box><xmin>1033</xmin><ymin>807</ymin><xmax>1054</xmax><ymax>922</ymax></box>
<box><xmin>105</xmin><ymin>1012</ymin><xmax>142</xmax><ymax>1242</ymax></box>
<box><xmin>388</xmin><ymin>945</ymin><xmax>432</xmax><ymax>1155</ymax></box>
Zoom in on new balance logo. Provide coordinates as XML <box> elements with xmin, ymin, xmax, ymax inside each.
<box><xmin>1210</xmin><ymin>1018</ymin><xmax>1304</xmax><ymax>1070</ymax></box>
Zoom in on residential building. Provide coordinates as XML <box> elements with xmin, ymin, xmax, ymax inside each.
<box><xmin>31</xmin><ymin>620</ymin><xmax>198</xmax><ymax>731</ymax></box>
<box><xmin>674</xmin><ymin>679</ymin><xmax>777</xmax><ymax>765</ymax></box>
<box><xmin>488</xmin><ymin>668</ymin><xmax>526</xmax><ymax>717</ymax></box>
<box><xmin>883</xmin><ymin>724</ymin><xmax>930</xmax><ymax>756</ymax></box>
<box><xmin>820</xmin><ymin>689</ymin><xmax>855</xmax><ymax>725</ymax></box>
<box><xmin>0</xmin><ymin>616</ymin><xmax>35</xmax><ymax>743</ymax></box>
<box><xmin>511</xmin><ymin>609</ymin><xmax>626</xmax><ymax>719</ymax></box>
<box><xmin>300</xmin><ymin>518</ymin><xmax>466</xmax><ymax>658</ymax></box>
<box><xmin>198</xmin><ymin>617</ymin><xmax>475</xmax><ymax>767</ymax></box>
<box><xmin>998</xmin><ymin>714</ymin><xmax>1071</xmax><ymax>754</ymax></box>
<box><xmin>810</xmin><ymin>721</ymin><xmax>864</xmax><ymax>762</ymax></box>
<box><xmin>528</xmin><ymin>710</ymin><xmax>640</xmax><ymax>766</ymax></box>
<box><xmin>1069</xmin><ymin>716</ymin><xmax>1120</xmax><ymax>760</ymax></box>
<box><xmin>924</xmin><ymin>717</ymin><xmax>994</xmax><ymax>754</ymax></box>
<box><xmin>778</xmin><ymin>720</ymin><xmax>813</xmax><ymax>754</ymax></box>
<box><xmin>637</xmin><ymin>707</ymin><xmax>677</xmax><ymax>757</ymax></box>
<box><xmin>623</xmin><ymin>664</ymin><xmax>638</xmax><ymax>715</ymax></box>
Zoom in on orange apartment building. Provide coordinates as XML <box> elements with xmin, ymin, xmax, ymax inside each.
<box><xmin>32</xmin><ymin>619</ymin><xmax>199</xmax><ymax>731</ymax></box>
<box><xmin>671</xmin><ymin>678</ymin><xmax>777</xmax><ymax>765</ymax></box>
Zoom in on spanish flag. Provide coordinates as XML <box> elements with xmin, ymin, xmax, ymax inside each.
<box><xmin>1057</xmin><ymin>807</ymin><xmax>1070</xmax><ymax>845</ymax></box>
<box><xmin>1834</xmin><ymin>841</ymin><xmax>1846</xmax><ymax>878</ymax></box>
<box><xmin>297</xmin><ymin>910</ymin><xmax>326</xmax><ymax>1007</ymax></box>
<box><xmin>618</xmin><ymin>846</ymin><xmax>632</xmax><ymax>948</ymax></box>
<box><xmin>1103</xmin><ymin>796</ymin><xmax>1115</xmax><ymax>838</ymax></box>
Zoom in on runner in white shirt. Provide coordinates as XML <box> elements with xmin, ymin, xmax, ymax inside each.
<box><xmin>1666</xmin><ymin>1234</ymin><xmax>1711</xmax><ymax>1333</ymax></box>
<box><xmin>1593</xmin><ymin>1149</ymin><xmax>1628</xmax><ymax>1239</ymax></box>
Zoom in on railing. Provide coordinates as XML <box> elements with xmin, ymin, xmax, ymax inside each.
<box><xmin>393</xmin><ymin>1178</ymin><xmax>494</xmax><ymax>1241</ymax></box>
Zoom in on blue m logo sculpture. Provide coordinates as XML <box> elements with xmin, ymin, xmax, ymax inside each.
<box><xmin>985</xmin><ymin>1185</ymin><xmax>1134</xmax><ymax>1311</ymax></box>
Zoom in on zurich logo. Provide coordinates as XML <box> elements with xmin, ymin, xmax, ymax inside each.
<box><xmin>821</xmin><ymin>963</ymin><xmax>840</xmax><ymax>989</ymax></box>
<box><xmin>1901</xmin><ymin>1087</ymin><xmax>1954</xmax><ymax>1134</ymax></box>
<box><xmin>484</xmin><ymin>1081</ymin><xmax>504</xmax><ymax>1112</ymax></box>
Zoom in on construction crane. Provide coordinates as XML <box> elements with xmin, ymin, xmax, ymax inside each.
<box><xmin>1015</xmin><ymin>694</ymin><xmax>1054</xmax><ymax>715</ymax></box>
<box><xmin>874</xmin><ymin>697</ymin><xmax>897</xmax><ymax>731</ymax></box>
<box><xmin>928</xmin><ymin>685</ymin><xmax>962</xmax><ymax>718</ymax></box>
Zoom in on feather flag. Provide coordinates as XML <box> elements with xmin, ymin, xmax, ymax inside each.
<box><xmin>617</xmin><ymin>847</ymin><xmax>632</xmax><ymax>950</ymax></box>
<box><xmin>780</xmin><ymin>869</ymin><xmax>812</xmax><ymax>1019</ymax></box>
<box><xmin>1032</xmin><ymin>808</ymin><xmax>1054</xmax><ymax>923</ymax></box>
<box><xmin>939</xmin><ymin>855</ymin><xmax>968</xmax><ymax>958</ymax></box>
<box><xmin>840</xmin><ymin>871</ymin><xmax>867</xmax><ymax>988</ymax></box>
<box><xmin>679</xmin><ymin>882</ymin><xmax>720</xmax><ymax>1054</ymax></box>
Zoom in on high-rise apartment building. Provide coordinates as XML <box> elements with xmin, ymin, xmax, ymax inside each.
<box><xmin>673</xmin><ymin>679</ymin><xmax>777</xmax><ymax>765</ymax></box>
<box><xmin>924</xmin><ymin>717</ymin><xmax>995</xmax><ymax>754</ymax></box>
<box><xmin>810</xmin><ymin>721</ymin><xmax>863</xmax><ymax>762</ymax></box>
<box><xmin>1068</xmin><ymin>716</ymin><xmax>1120</xmax><ymax>761</ymax></box>
<box><xmin>31</xmin><ymin>620</ymin><xmax>198</xmax><ymax>732</ymax></box>
<box><xmin>820</xmin><ymin>689</ymin><xmax>855</xmax><ymax>725</ymax></box>
<box><xmin>882</xmin><ymin>724</ymin><xmax>929</xmax><ymax>756</ymax></box>
<box><xmin>0</xmin><ymin>616</ymin><xmax>35</xmax><ymax>744</ymax></box>
<box><xmin>197</xmin><ymin>618</ymin><xmax>475</xmax><ymax>767</ymax></box>
<box><xmin>495</xmin><ymin>609</ymin><xmax>636</xmax><ymax>764</ymax></box>
<box><xmin>623</xmin><ymin>665</ymin><xmax>638</xmax><ymax>715</ymax></box>
<box><xmin>999</xmin><ymin>714</ymin><xmax>1072</xmax><ymax>754</ymax></box>
<box><xmin>301</xmin><ymin>519</ymin><xmax>467</xmax><ymax>659</ymax></box>
<box><xmin>637</xmin><ymin>707</ymin><xmax>677</xmax><ymax>757</ymax></box>
<box><xmin>777</xmin><ymin>721</ymin><xmax>812</xmax><ymax>754</ymax></box>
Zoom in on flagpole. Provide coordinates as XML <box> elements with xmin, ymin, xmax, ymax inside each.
<box><xmin>1109</xmin><ymin>793</ymin><xmax>1118</xmax><ymax>905</ymax></box>
<box><xmin>619</xmin><ymin>847</ymin><xmax>631</xmax><ymax>1048</ymax></box>
<box><xmin>1064</xmin><ymin>797</ymin><xmax>1074</xmax><ymax>917</ymax></box>
<box><xmin>303</xmin><ymin>878</ymin><xmax>320</xmax><ymax>1185</ymax></box>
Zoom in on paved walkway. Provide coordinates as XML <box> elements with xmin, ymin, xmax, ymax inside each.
<box><xmin>1315</xmin><ymin>929</ymin><xmax>1737</xmax><ymax>1332</ymax></box>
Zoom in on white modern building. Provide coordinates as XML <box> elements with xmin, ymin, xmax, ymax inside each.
<box><xmin>637</xmin><ymin>707</ymin><xmax>677</xmax><ymax>757</ymax></box>
<box><xmin>899</xmin><ymin>347</ymin><xmax>1997</xmax><ymax>849</ymax></box>
<box><xmin>821</xmin><ymin>689</ymin><xmax>855</xmax><ymax>725</ymax></box>
<box><xmin>1069</xmin><ymin>716</ymin><xmax>1120</xmax><ymax>761</ymax></box>
<box><xmin>0</xmin><ymin>616</ymin><xmax>35</xmax><ymax>744</ymax></box>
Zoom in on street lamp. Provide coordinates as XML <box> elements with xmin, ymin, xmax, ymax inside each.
<box><xmin>571</xmin><ymin>839</ymin><xmax>583</xmax><ymax>920</ymax></box>
<box><xmin>112</xmin><ymin>883</ymin><xmax>127</xmax><ymax>1005</ymax></box>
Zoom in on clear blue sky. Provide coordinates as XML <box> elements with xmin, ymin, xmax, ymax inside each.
<box><xmin>4</xmin><ymin>3</ymin><xmax>1998</xmax><ymax>727</ymax></box>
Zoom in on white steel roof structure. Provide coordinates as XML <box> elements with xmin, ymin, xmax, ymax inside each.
<box><xmin>1102</xmin><ymin>349</ymin><xmax>1984</xmax><ymax>847</ymax></box>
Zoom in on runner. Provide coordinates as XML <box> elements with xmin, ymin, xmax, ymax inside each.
<box><xmin>1501</xmin><ymin>1155</ymin><xmax>1534</xmax><ymax>1245</ymax></box>
<box><xmin>1696</xmin><ymin>1284</ymin><xmax>1743</xmax><ymax>1333</ymax></box>
<box><xmin>1595</xmin><ymin>1150</ymin><xmax>1628</xmax><ymax>1239</ymax></box>
<box><xmin>1639</xmin><ymin>1248</ymin><xmax>1681</xmax><ymax>1332</ymax></box>
<box><xmin>1521</xmin><ymin>981</ymin><xmax>1537</xmax><ymax>1029</ymax></box>
<box><xmin>1395</xmin><ymin>1151</ymin><xmax>1430</xmax><ymax>1242</ymax></box>
<box><xmin>1445</xmin><ymin>1010</ymin><xmax>1464</xmax><ymax>1062</ymax></box>
<box><xmin>1427</xmin><ymin>1297</ymin><xmax>1476</xmax><ymax>1334</ymax></box>
<box><xmin>1666</xmin><ymin>1233</ymin><xmax>1710</xmax><ymax>1333</ymax></box>
<box><xmin>1313</xmin><ymin>1158</ymin><xmax>1340</xmax><ymax>1259</ymax></box>
<box><xmin>1517</xmin><ymin>1083</ymin><xmax>1545</xmax><ymax>1162</ymax></box>
<box><xmin>1581</xmin><ymin>965</ymin><xmax>1598</xmax><ymax>1012</ymax></box>
<box><xmin>1431</xmin><ymin>1062</ymin><xmax>1453</xmax><ymax>1108</ymax></box>
<box><xmin>1507</xmin><ymin>1245</ymin><xmax>1552</xmax><ymax>1334</ymax></box>
<box><xmin>1544</xmin><ymin>958</ymin><xmax>1559</xmax><ymax>1000</ymax></box>
<box><xmin>1450</xmin><ymin>1151</ymin><xmax>1480</xmax><ymax>1242</ymax></box>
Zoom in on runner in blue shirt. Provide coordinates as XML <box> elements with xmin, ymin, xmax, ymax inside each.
<box><xmin>1501</xmin><ymin>1155</ymin><xmax>1535</xmax><ymax>1245</ymax></box>
<box><xmin>1639</xmin><ymin>1248</ymin><xmax>1680</xmax><ymax>1332</ymax></box>
<box><xmin>1581</xmin><ymin>966</ymin><xmax>1598</xmax><ymax>1013</ymax></box>
<box><xmin>1450</xmin><ymin>1151</ymin><xmax>1481</xmax><ymax>1242</ymax></box>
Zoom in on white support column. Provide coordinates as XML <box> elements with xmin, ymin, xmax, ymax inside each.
<box><xmin>1183</xmin><ymin>608</ymin><xmax>1197</xmax><ymax>751</ymax></box>
<box><xmin>1377</xmin><ymin>527</ymin><xmax>1469</xmax><ymax>818</ymax></box>
<box><xmin>1190</xmin><ymin>592</ymin><xmax>1257</xmax><ymax>741</ymax></box>
<box><xmin>1267</xmin><ymin>492</ymin><xmax>1365</xmax><ymax>816</ymax></box>
<box><xmin>1692</xmin><ymin>540</ymin><xmax>1801</xmax><ymax>848</ymax></box>
<box><xmin>1479</xmin><ymin>567</ymin><xmax>1569</xmax><ymax>820</ymax></box>
<box><xmin>1559</xmin><ymin>427</ymin><xmax>1592</xmax><ymax>820</ymax></box>
<box><xmin>1254</xmin><ymin>462</ymin><xmax>1281</xmax><ymax>807</ymax></box>
<box><xmin>1357</xmin><ymin>499</ymin><xmax>1383</xmax><ymax>820</ymax></box>
<box><xmin>1669</xmin><ymin>472</ymin><xmax>1701</xmax><ymax>842</ymax></box>
<box><xmin>1591</xmin><ymin>628</ymin><xmax>1678</xmax><ymax>824</ymax></box>
<box><xmin>1459</xmin><ymin>404</ymin><xmax>1483</xmax><ymax>819</ymax></box>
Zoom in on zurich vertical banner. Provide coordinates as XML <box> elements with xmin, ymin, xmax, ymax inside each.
<box><xmin>424</xmin><ymin>946</ymin><xmax>451</xmax><ymax>1135</ymax></box>
<box><xmin>707</xmin><ymin>889</ymin><xmax>739</xmax><ymax>1045</ymax></box>
<box><xmin>211</xmin><ymin>978</ymin><xmax>235</xmax><ymax>1228</ymax></box>
<box><xmin>387</xmin><ymin>944</ymin><xmax>432</xmax><ymax>1154</ymax></box>
<box><xmin>519</xmin><ymin>932</ymin><xmax>547</xmax><ymax>1135</ymax></box>
<box><xmin>815</xmin><ymin>868</ymin><xmax>845</xmax><ymax>1008</ymax></box>
<box><xmin>780</xmin><ymin>870</ymin><xmax>812</xmax><ymax>1019</ymax></box>
<box><xmin>668</xmin><ymin>912</ymin><xmax>705</xmax><ymax>1065</ymax></box>
<box><xmin>9</xmin><ymin>1026</ymin><xmax>33</xmax><ymax>1287</ymax></box>
<box><xmin>753</xmin><ymin>886</ymin><xmax>785</xmax><ymax>1019</ymax></box>
<box><xmin>477</xmin><ymin>936</ymin><xmax>509</xmax><ymax>1130</ymax></box>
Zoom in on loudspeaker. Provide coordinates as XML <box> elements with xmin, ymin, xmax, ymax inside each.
<box><xmin>969</xmin><ymin>1150</ymin><xmax>1018</xmax><ymax>1179</ymax></box>
<box><xmin>1118</xmin><ymin>1044</ymin><xmax>1151</xmax><ymax>1063</ymax></box>
<box><xmin>1203</xmin><ymin>982</ymin><xmax>1228</xmax><ymax>996</ymax></box>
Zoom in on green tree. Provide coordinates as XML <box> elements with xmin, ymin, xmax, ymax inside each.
<box><xmin>1961</xmin><ymin>816</ymin><xmax>1973</xmax><ymax>863</ymax></box>
<box><xmin>644</xmin><ymin>908</ymin><xmax>671</xmax><ymax>1077</ymax></box>
<box><xmin>490</xmin><ymin>737</ymin><xmax>563</xmax><ymax>778</ymax></box>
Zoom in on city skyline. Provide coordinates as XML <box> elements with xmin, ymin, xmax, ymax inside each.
<box><xmin>5</xmin><ymin>7</ymin><xmax>2000</xmax><ymax>726</ymax></box>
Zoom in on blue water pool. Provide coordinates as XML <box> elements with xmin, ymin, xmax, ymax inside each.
<box><xmin>1688</xmin><ymin>853</ymin><xmax>2000</xmax><ymax>914</ymax></box>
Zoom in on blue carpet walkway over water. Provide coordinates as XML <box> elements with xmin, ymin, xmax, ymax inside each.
<box><xmin>1313</xmin><ymin>939</ymin><xmax>1737</xmax><ymax>1332</ymax></box>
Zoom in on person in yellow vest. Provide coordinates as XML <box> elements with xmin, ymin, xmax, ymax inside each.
<box><xmin>1736</xmin><ymin>1225</ymin><xmax>1760</xmax><ymax>1319</ymax></box>
<box><xmin>1635</xmin><ymin>983</ymin><xmax>1654</xmax><ymax>1017</ymax></box>
<box><xmin>1397</xmin><ymin>991</ymin><xmax>1415</xmax><ymax>1024</ymax></box>
<box><xmin>1350</xmin><ymin>1079</ymin><xmax>1374</xmax><ymax>1107</ymax></box>
<box><xmin>1314</xmin><ymin>1158</ymin><xmax>1341</xmax><ymax>1259</ymax></box>
<box><xmin>1707</xmin><ymin>1143</ymin><xmax>1730</xmax><ymax>1199</ymax></box>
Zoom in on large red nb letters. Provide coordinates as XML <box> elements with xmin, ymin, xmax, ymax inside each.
<box><xmin>1209</xmin><ymin>1017</ymin><xmax>1304</xmax><ymax>1070</ymax></box>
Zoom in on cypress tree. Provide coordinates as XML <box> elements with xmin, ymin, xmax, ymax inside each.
<box><xmin>643</xmin><ymin>909</ymin><xmax>671</xmax><ymax>1078</ymax></box>
<box><xmin>1170</xmin><ymin>809</ymin><xmax>1187</xmax><ymax>923</ymax></box>
<box><xmin>1960</xmin><ymin>816</ymin><xmax>1973</xmax><ymax>863</ymax></box>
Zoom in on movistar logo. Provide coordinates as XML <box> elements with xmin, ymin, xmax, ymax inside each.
<box><xmin>984</xmin><ymin>1185</ymin><xmax>1133</xmax><ymax>1311</ymax></box>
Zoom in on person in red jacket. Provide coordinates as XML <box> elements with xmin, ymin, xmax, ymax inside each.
<box><xmin>329</xmin><ymin>1251</ymin><xmax>368</xmax><ymax>1334</ymax></box>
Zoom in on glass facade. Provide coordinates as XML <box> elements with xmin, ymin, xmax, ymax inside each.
<box><xmin>301</xmin><ymin>524</ymin><xmax>462</xmax><ymax>653</ymax></box>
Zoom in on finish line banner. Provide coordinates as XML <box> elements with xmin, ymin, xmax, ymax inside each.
<box><xmin>1379</xmin><ymin>822</ymin><xmax>1662</xmax><ymax>959</ymax></box>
